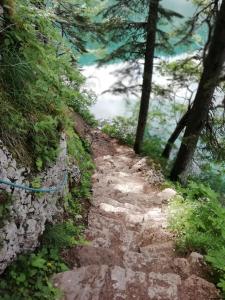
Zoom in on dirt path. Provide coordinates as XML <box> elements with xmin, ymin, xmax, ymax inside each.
<box><xmin>54</xmin><ymin>115</ymin><xmax>220</xmax><ymax>300</ymax></box>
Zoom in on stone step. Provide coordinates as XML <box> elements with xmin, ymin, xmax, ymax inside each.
<box><xmin>53</xmin><ymin>265</ymin><xmax>182</xmax><ymax>300</ymax></box>
<box><xmin>53</xmin><ymin>137</ymin><xmax>221</xmax><ymax>300</ymax></box>
<box><xmin>54</xmin><ymin>265</ymin><xmax>220</xmax><ymax>300</ymax></box>
<box><xmin>67</xmin><ymin>245</ymin><xmax>175</xmax><ymax>274</ymax></box>
<box><xmin>86</xmin><ymin>227</ymin><xmax>140</xmax><ymax>252</ymax></box>
<box><xmin>88</xmin><ymin>207</ymin><xmax>143</xmax><ymax>232</ymax></box>
<box><xmin>140</xmin><ymin>241</ymin><xmax>175</xmax><ymax>257</ymax></box>
<box><xmin>90</xmin><ymin>197</ymin><xmax>144</xmax><ymax>214</ymax></box>
<box><xmin>116</xmin><ymin>192</ymin><xmax>162</xmax><ymax>208</ymax></box>
<box><xmin>69</xmin><ymin>245</ymin><xmax>123</xmax><ymax>268</ymax></box>
<box><xmin>87</xmin><ymin>210</ymin><xmax>172</xmax><ymax>248</ymax></box>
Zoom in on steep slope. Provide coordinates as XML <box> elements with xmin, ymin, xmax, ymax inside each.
<box><xmin>54</xmin><ymin>121</ymin><xmax>220</xmax><ymax>300</ymax></box>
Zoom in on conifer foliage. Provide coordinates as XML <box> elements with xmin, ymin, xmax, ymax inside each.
<box><xmin>99</xmin><ymin>0</ymin><xmax>183</xmax><ymax>153</ymax></box>
<box><xmin>170</xmin><ymin>0</ymin><xmax>225</xmax><ymax>180</ymax></box>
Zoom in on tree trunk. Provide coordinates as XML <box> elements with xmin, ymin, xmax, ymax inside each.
<box><xmin>162</xmin><ymin>109</ymin><xmax>190</xmax><ymax>159</ymax></box>
<box><xmin>170</xmin><ymin>0</ymin><xmax>225</xmax><ymax>181</ymax></box>
<box><xmin>133</xmin><ymin>0</ymin><xmax>159</xmax><ymax>154</ymax></box>
<box><xmin>0</xmin><ymin>1</ymin><xmax>14</xmax><ymax>42</ymax></box>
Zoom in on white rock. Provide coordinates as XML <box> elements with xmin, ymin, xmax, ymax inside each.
<box><xmin>0</xmin><ymin>134</ymin><xmax>76</xmax><ymax>274</ymax></box>
<box><xmin>189</xmin><ymin>252</ymin><xmax>204</xmax><ymax>265</ymax></box>
<box><xmin>157</xmin><ymin>188</ymin><xmax>177</xmax><ymax>203</ymax></box>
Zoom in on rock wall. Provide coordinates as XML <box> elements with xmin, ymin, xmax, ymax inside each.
<box><xmin>0</xmin><ymin>133</ymin><xmax>79</xmax><ymax>274</ymax></box>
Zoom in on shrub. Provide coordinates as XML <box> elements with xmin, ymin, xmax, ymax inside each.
<box><xmin>0</xmin><ymin>0</ymin><xmax>95</xmax><ymax>169</ymax></box>
<box><xmin>0</xmin><ymin>247</ymin><xmax>68</xmax><ymax>300</ymax></box>
<box><xmin>42</xmin><ymin>221</ymin><xmax>84</xmax><ymax>249</ymax></box>
<box><xmin>168</xmin><ymin>181</ymin><xmax>225</xmax><ymax>295</ymax></box>
<box><xmin>102</xmin><ymin>116</ymin><xmax>136</xmax><ymax>146</ymax></box>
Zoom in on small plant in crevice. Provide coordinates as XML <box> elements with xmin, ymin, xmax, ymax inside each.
<box><xmin>0</xmin><ymin>191</ymin><xmax>12</xmax><ymax>227</ymax></box>
<box><xmin>31</xmin><ymin>176</ymin><xmax>42</xmax><ymax>189</ymax></box>
<box><xmin>64</xmin><ymin>192</ymin><xmax>82</xmax><ymax>217</ymax></box>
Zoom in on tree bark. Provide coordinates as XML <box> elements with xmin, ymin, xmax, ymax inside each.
<box><xmin>133</xmin><ymin>0</ymin><xmax>159</xmax><ymax>154</ymax></box>
<box><xmin>162</xmin><ymin>109</ymin><xmax>190</xmax><ymax>159</ymax></box>
<box><xmin>0</xmin><ymin>0</ymin><xmax>14</xmax><ymax>42</ymax></box>
<box><xmin>170</xmin><ymin>0</ymin><xmax>225</xmax><ymax>181</ymax></box>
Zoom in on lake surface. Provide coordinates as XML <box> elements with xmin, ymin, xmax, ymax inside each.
<box><xmin>80</xmin><ymin>0</ymin><xmax>198</xmax><ymax>65</ymax></box>
<box><xmin>81</xmin><ymin>0</ymin><xmax>200</xmax><ymax>132</ymax></box>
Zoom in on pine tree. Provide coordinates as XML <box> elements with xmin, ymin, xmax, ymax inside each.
<box><xmin>159</xmin><ymin>0</ymin><xmax>224</xmax><ymax>163</ymax></box>
<box><xmin>99</xmin><ymin>0</ymin><xmax>182</xmax><ymax>153</ymax></box>
<box><xmin>52</xmin><ymin>0</ymin><xmax>104</xmax><ymax>54</ymax></box>
<box><xmin>170</xmin><ymin>0</ymin><xmax>225</xmax><ymax>181</ymax></box>
<box><xmin>133</xmin><ymin>0</ymin><xmax>159</xmax><ymax>153</ymax></box>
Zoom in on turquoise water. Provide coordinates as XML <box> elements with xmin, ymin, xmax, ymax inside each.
<box><xmin>80</xmin><ymin>0</ymin><xmax>201</xmax><ymax>65</ymax></box>
<box><xmin>81</xmin><ymin>1</ymin><xmax>225</xmax><ymax>190</ymax></box>
<box><xmin>81</xmin><ymin>0</ymin><xmax>203</xmax><ymax>137</ymax></box>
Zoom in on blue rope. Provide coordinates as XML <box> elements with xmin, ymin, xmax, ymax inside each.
<box><xmin>0</xmin><ymin>171</ymin><xmax>68</xmax><ymax>193</ymax></box>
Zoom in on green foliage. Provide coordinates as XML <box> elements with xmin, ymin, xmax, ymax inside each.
<box><xmin>99</xmin><ymin>0</ymin><xmax>183</xmax><ymax>64</ymax></box>
<box><xmin>42</xmin><ymin>221</ymin><xmax>84</xmax><ymax>249</ymax></box>
<box><xmin>51</xmin><ymin>0</ymin><xmax>105</xmax><ymax>56</ymax></box>
<box><xmin>0</xmin><ymin>1</ymin><xmax>97</xmax><ymax>299</ymax></box>
<box><xmin>102</xmin><ymin>117</ymin><xmax>136</xmax><ymax>146</ymax></box>
<box><xmin>0</xmin><ymin>0</ymin><xmax>95</xmax><ymax>169</ymax></box>
<box><xmin>195</xmin><ymin>163</ymin><xmax>225</xmax><ymax>198</ymax></box>
<box><xmin>207</xmin><ymin>248</ymin><xmax>225</xmax><ymax>293</ymax></box>
<box><xmin>102</xmin><ymin>117</ymin><xmax>167</xmax><ymax>170</ymax></box>
<box><xmin>141</xmin><ymin>136</ymin><xmax>166</xmax><ymax>168</ymax></box>
<box><xmin>0</xmin><ymin>191</ymin><xmax>12</xmax><ymax>227</ymax></box>
<box><xmin>32</xmin><ymin>116</ymin><xmax>60</xmax><ymax>169</ymax></box>
<box><xmin>158</xmin><ymin>58</ymin><xmax>201</xmax><ymax>82</ymax></box>
<box><xmin>168</xmin><ymin>181</ymin><xmax>225</xmax><ymax>295</ymax></box>
<box><xmin>0</xmin><ymin>247</ymin><xmax>68</xmax><ymax>300</ymax></box>
<box><xmin>175</xmin><ymin>180</ymin><xmax>219</xmax><ymax>202</ymax></box>
<box><xmin>67</xmin><ymin>126</ymin><xmax>94</xmax><ymax>199</ymax></box>
<box><xmin>64</xmin><ymin>192</ymin><xmax>82</xmax><ymax>216</ymax></box>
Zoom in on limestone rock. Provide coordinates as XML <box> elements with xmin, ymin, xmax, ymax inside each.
<box><xmin>188</xmin><ymin>252</ymin><xmax>204</xmax><ymax>266</ymax></box>
<box><xmin>0</xmin><ymin>133</ymin><xmax>79</xmax><ymax>274</ymax></box>
<box><xmin>54</xmin><ymin>266</ymin><xmax>183</xmax><ymax>300</ymax></box>
<box><xmin>68</xmin><ymin>164</ymin><xmax>81</xmax><ymax>187</ymax></box>
<box><xmin>131</xmin><ymin>158</ymin><xmax>148</xmax><ymax>172</ymax></box>
<box><xmin>157</xmin><ymin>188</ymin><xmax>177</xmax><ymax>203</ymax></box>
<box><xmin>180</xmin><ymin>275</ymin><xmax>221</xmax><ymax>300</ymax></box>
<box><xmin>173</xmin><ymin>258</ymin><xmax>191</xmax><ymax>278</ymax></box>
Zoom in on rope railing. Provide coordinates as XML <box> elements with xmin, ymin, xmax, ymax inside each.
<box><xmin>0</xmin><ymin>171</ymin><xmax>68</xmax><ymax>193</ymax></box>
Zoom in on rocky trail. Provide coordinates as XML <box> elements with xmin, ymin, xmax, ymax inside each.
<box><xmin>54</xmin><ymin>115</ymin><xmax>220</xmax><ymax>300</ymax></box>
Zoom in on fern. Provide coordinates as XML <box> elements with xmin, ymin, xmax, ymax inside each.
<box><xmin>168</xmin><ymin>182</ymin><xmax>225</xmax><ymax>295</ymax></box>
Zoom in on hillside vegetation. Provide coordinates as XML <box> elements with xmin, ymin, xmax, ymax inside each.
<box><xmin>0</xmin><ymin>0</ymin><xmax>225</xmax><ymax>299</ymax></box>
<box><xmin>0</xmin><ymin>0</ymin><xmax>95</xmax><ymax>298</ymax></box>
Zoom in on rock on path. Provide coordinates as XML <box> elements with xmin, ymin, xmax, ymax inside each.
<box><xmin>54</xmin><ymin>134</ymin><xmax>220</xmax><ymax>300</ymax></box>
